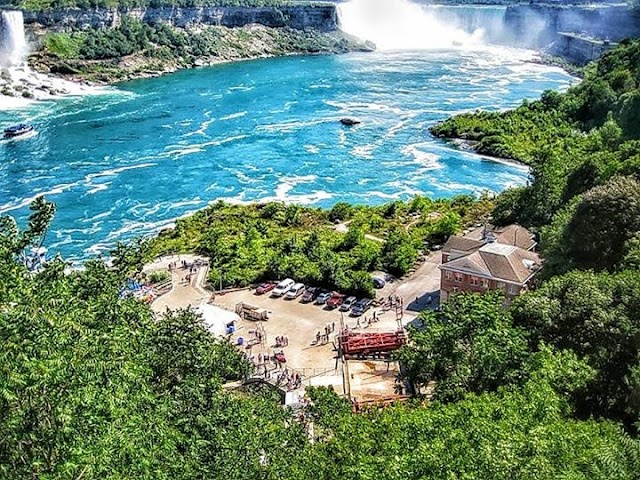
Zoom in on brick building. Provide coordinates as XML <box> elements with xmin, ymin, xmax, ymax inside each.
<box><xmin>439</xmin><ymin>225</ymin><xmax>541</xmax><ymax>304</ymax></box>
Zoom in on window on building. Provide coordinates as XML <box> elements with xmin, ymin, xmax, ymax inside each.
<box><xmin>481</xmin><ymin>278</ymin><xmax>489</xmax><ymax>288</ymax></box>
<box><xmin>508</xmin><ymin>284</ymin><xmax>519</xmax><ymax>295</ymax></box>
<box><xmin>497</xmin><ymin>281</ymin><xmax>506</xmax><ymax>290</ymax></box>
<box><xmin>454</xmin><ymin>273</ymin><xmax>463</xmax><ymax>283</ymax></box>
<box><xmin>452</xmin><ymin>286</ymin><xmax>459</xmax><ymax>293</ymax></box>
<box><xmin>470</xmin><ymin>276</ymin><xmax>479</xmax><ymax>286</ymax></box>
<box><xmin>444</xmin><ymin>271</ymin><xmax>452</xmax><ymax>280</ymax></box>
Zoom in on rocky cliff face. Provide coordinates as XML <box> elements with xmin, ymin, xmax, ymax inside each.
<box><xmin>22</xmin><ymin>4</ymin><xmax>339</xmax><ymax>33</ymax></box>
<box><xmin>503</xmin><ymin>4</ymin><xmax>640</xmax><ymax>49</ymax></box>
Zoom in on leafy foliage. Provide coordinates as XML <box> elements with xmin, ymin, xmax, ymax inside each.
<box><xmin>396</xmin><ymin>292</ymin><xmax>529</xmax><ymax>400</ymax></box>
<box><xmin>512</xmin><ymin>270</ymin><xmax>640</xmax><ymax>427</ymax></box>
<box><xmin>147</xmin><ymin>196</ymin><xmax>490</xmax><ymax>294</ymax></box>
<box><xmin>541</xmin><ymin>176</ymin><xmax>640</xmax><ymax>275</ymax></box>
<box><xmin>431</xmin><ymin>40</ymin><xmax>640</xmax><ymax>228</ymax></box>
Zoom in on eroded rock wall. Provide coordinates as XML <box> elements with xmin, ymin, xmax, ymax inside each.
<box><xmin>21</xmin><ymin>3</ymin><xmax>339</xmax><ymax>33</ymax></box>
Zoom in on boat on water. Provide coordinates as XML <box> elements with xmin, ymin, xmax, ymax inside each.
<box><xmin>3</xmin><ymin>123</ymin><xmax>35</xmax><ymax>140</ymax></box>
<box><xmin>340</xmin><ymin>117</ymin><xmax>361</xmax><ymax>126</ymax></box>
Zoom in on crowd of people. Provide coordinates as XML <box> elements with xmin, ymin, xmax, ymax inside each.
<box><xmin>315</xmin><ymin>322</ymin><xmax>335</xmax><ymax>345</ymax></box>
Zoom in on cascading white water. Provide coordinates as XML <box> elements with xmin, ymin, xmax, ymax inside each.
<box><xmin>337</xmin><ymin>0</ymin><xmax>485</xmax><ymax>51</ymax></box>
<box><xmin>0</xmin><ymin>10</ymin><xmax>28</xmax><ymax>67</ymax></box>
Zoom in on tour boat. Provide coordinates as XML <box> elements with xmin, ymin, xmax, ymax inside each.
<box><xmin>3</xmin><ymin>123</ymin><xmax>35</xmax><ymax>139</ymax></box>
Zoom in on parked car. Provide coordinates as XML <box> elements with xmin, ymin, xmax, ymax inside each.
<box><xmin>326</xmin><ymin>293</ymin><xmax>346</xmax><ymax>309</ymax></box>
<box><xmin>285</xmin><ymin>283</ymin><xmax>306</xmax><ymax>300</ymax></box>
<box><xmin>373</xmin><ymin>277</ymin><xmax>386</xmax><ymax>289</ymax></box>
<box><xmin>271</xmin><ymin>278</ymin><xmax>295</xmax><ymax>297</ymax></box>
<box><xmin>350</xmin><ymin>298</ymin><xmax>373</xmax><ymax>316</ymax></box>
<box><xmin>301</xmin><ymin>286</ymin><xmax>320</xmax><ymax>303</ymax></box>
<box><xmin>315</xmin><ymin>290</ymin><xmax>333</xmax><ymax>305</ymax></box>
<box><xmin>255</xmin><ymin>281</ymin><xmax>277</xmax><ymax>295</ymax></box>
<box><xmin>339</xmin><ymin>296</ymin><xmax>357</xmax><ymax>312</ymax></box>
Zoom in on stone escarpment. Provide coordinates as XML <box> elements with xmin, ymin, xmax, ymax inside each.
<box><xmin>503</xmin><ymin>4</ymin><xmax>640</xmax><ymax>65</ymax></box>
<box><xmin>22</xmin><ymin>4</ymin><xmax>340</xmax><ymax>33</ymax></box>
<box><xmin>13</xmin><ymin>3</ymin><xmax>374</xmax><ymax>85</ymax></box>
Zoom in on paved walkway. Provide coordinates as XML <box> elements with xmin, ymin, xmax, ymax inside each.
<box><xmin>144</xmin><ymin>254</ymin><xmax>211</xmax><ymax>313</ymax></box>
<box><xmin>334</xmin><ymin>221</ymin><xmax>385</xmax><ymax>243</ymax></box>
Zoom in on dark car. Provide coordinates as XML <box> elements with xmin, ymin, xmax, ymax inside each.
<box><xmin>350</xmin><ymin>298</ymin><xmax>373</xmax><ymax>316</ymax></box>
<box><xmin>373</xmin><ymin>277</ymin><xmax>386</xmax><ymax>289</ymax></box>
<box><xmin>255</xmin><ymin>282</ymin><xmax>277</xmax><ymax>295</ymax></box>
<box><xmin>326</xmin><ymin>293</ymin><xmax>346</xmax><ymax>309</ymax></box>
<box><xmin>339</xmin><ymin>296</ymin><xmax>357</xmax><ymax>312</ymax></box>
<box><xmin>301</xmin><ymin>286</ymin><xmax>320</xmax><ymax>303</ymax></box>
<box><xmin>315</xmin><ymin>290</ymin><xmax>333</xmax><ymax>305</ymax></box>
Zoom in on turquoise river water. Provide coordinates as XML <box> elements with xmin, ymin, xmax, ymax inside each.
<box><xmin>0</xmin><ymin>48</ymin><xmax>573</xmax><ymax>262</ymax></box>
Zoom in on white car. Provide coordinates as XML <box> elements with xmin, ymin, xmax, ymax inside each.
<box><xmin>271</xmin><ymin>278</ymin><xmax>295</xmax><ymax>297</ymax></box>
<box><xmin>285</xmin><ymin>283</ymin><xmax>306</xmax><ymax>300</ymax></box>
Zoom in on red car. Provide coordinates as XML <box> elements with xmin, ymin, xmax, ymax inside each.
<box><xmin>326</xmin><ymin>293</ymin><xmax>345</xmax><ymax>309</ymax></box>
<box><xmin>255</xmin><ymin>282</ymin><xmax>277</xmax><ymax>295</ymax></box>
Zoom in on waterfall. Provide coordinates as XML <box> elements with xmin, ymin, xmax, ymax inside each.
<box><xmin>0</xmin><ymin>10</ymin><xmax>28</xmax><ymax>67</ymax></box>
<box><xmin>424</xmin><ymin>5</ymin><xmax>510</xmax><ymax>45</ymax></box>
<box><xmin>337</xmin><ymin>0</ymin><xmax>487</xmax><ymax>51</ymax></box>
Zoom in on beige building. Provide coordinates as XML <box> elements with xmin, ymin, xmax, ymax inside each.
<box><xmin>439</xmin><ymin>225</ymin><xmax>541</xmax><ymax>304</ymax></box>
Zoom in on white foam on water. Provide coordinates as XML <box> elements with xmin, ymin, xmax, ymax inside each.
<box><xmin>257</xmin><ymin>118</ymin><xmax>333</xmax><ymax>134</ymax></box>
<box><xmin>304</xmin><ymin>145</ymin><xmax>320</xmax><ymax>154</ymax></box>
<box><xmin>219</xmin><ymin>111</ymin><xmax>247</xmax><ymax>121</ymax></box>
<box><xmin>0</xmin><ymin>181</ymin><xmax>81</xmax><ymax>214</ymax></box>
<box><xmin>86</xmin><ymin>183</ymin><xmax>111</xmax><ymax>195</ymax></box>
<box><xmin>84</xmin><ymin>163</ymin><xmax>157</xmax><ymax>182</ymax></box>
<box><xmin>402</xmin><ymin>143</ymin><xmax>443</xmax><ymax>169</ymax></box>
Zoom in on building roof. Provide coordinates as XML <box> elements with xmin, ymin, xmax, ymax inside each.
<box><xmin>441</xmin><ymin>242</ymin><xmax>541</xmax><ymax>285</ymax></box>
<box><xmin>443</xmin><ymin>224</ymin><xmax>536</xmax><ymax>255</ymax></box>
<box><xmin>442</xmin><ymin>236</ymin><xmax>485</xmax><ymax>254</ymax></box>
<box><xmin>489</xmin><ymin>224</ymin><xmax>537</xmax><ymax>251</ymax></box>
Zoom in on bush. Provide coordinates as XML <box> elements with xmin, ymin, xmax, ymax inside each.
<box><xmin>148</xmin><ymin>269</ymin><xmax>170</xmax><ymax>284</ymax></box>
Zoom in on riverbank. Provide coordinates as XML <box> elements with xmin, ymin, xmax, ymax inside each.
<box><xmin>444</xmin><ymin>138</ymin><xmax>529</xmax><ymax>169</ymax></box>
<box><xmin>0</xmin><ymin>25</ymin><xmax>372</xmax><ymax>103</ymax></box>
<box><xmin>0</xmin><ymin>63</ymin><xmax>112</xmax><ymax>108</ymax></box>
<box><xmin>34</xmin><ymin>25</ymin><xmax>373</xmax><ymax>85</ymax></box>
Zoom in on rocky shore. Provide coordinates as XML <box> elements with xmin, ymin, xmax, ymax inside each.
<box><xmin>0</xmin><ymin>3</ymin><xmax>374</xmax><ymax>102</ymax></box>
<box><xmin>28</xmin><ymin>25</ymin><xmax>373</xmax><ymax>86</ymax></box>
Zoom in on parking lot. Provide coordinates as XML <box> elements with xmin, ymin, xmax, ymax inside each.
<box><xmin>148</xmin><ymin>248</ymin><xmax>445</xmax><ymax>401</ymax></box>
<box><xmin>213</xmin><ymin>287</ymin><xmax>405</xmax><ymax>374</ymax></box>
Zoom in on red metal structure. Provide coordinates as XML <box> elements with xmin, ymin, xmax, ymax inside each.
<box><xmin>338</xmin><ymin>330</ymin><xmax>407</xmax><ymax>358</ymax></box>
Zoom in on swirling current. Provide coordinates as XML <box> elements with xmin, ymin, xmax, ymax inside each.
<box><xmin>0</xmin><ymin>48</ymin><xmax>574</xmax><ymax>262</ymax></box>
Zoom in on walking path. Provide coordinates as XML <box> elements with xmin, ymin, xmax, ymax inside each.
<box><xmin>334</xmin><ymin>221</ymin><xmax>385</xmax><ymax>243</ymax></box>
<box><xmin>144</xmin><ymin>254</ymin><xmax>210</xmax><ymax>313</ymax></box>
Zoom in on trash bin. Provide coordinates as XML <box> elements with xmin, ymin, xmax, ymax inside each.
<box><xmin>237</xmin><ymin>336</ymin><xmax>244</xmax><ymax>346</ymax></box>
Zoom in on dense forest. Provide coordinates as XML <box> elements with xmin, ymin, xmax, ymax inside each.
<box><xmin>33</xmin><ymin>16</ymin><xmax>368</xmax><ymax>83</ymax></box>
<box><xmin>3</xmin><ymin>26</ymin><xmax>640</xmax><ymax>480</ymax></box>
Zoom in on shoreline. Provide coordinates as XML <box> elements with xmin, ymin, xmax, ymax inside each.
<box><xmin>443</xmin><ymin>137</ymin><xmax>529</xmax><ymax>169</ymax></box>
<box><xmin>0</xmin><ymin>50</ymin><xmax>337</xmax><ymax>109</ymax></box>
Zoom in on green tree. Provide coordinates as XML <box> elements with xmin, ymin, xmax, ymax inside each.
<box><xmin>512</xmin><ymin>269</ymin><xmax>640</xmax><ymax>426</ymax></box>
<box><xmin>542</xmin><ymin>176</ymin><xmax>640</xmax><ymax>275</ymax></box>
<box><xmin>396</xmin><ymin>292</ymin><xmax>528</xmax><ymax>400</ymax></box>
